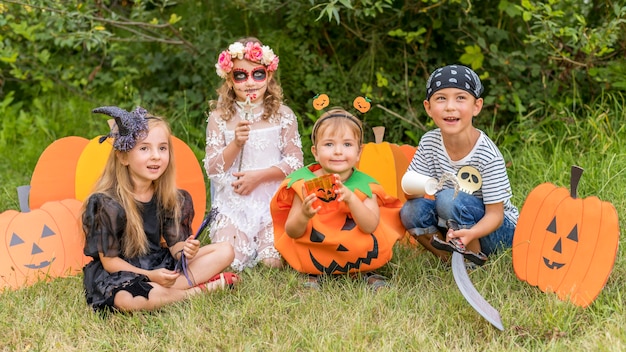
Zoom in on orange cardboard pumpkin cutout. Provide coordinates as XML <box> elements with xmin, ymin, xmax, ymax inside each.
<box><xmin>0</xmin><ymin>186</ymin><xmax>90</xmax><ymax>290</ymax></box>
<box><xmin>356</xmin><ymin>126</ymin><xmax>416</xmax><ymax>203</ymax></box>
<box><xmin>28</xmin><ymin>133</ymin><xmax>207</xmax><ymax>233</ymax></box>
<box><xmin>75</xmin><ymin>136</ymin><xmax>114</xmax><ymax>201</ymax></box>
<box><xmin>512</xmin><ymin>166</ymin><xmax>620</xmax><ymax>307</ymax></box>
<box><xmin>29</xmin><ymin>136</ymin><xmax>90</xmax><ymax>209</ymax></box>
<box><xmin>170</xmin><ymin>136</ymin><xmax>207</xmax><ymax>232</ymax></box>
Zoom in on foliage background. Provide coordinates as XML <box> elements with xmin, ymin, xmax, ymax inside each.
<box><xmin>2</xmin><ymin>0</ymin><xmax>625</xmax><ymax>162</ymax></box>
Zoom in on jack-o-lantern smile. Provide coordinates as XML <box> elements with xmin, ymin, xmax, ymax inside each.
<box><xmin>315</xmin><ymin>188</ymin><xmax>337</xmax><ymax>203</ymax></box>
<box><xmin>308</xmin><ymin>216</ymin><xmax>380</xmax><ymax>274</ymax></box>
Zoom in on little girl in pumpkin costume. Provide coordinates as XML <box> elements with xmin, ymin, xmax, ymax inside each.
<box><xmin>270</xmin><ymin>108</ymin><xmax>405</xmax><ymax>290</ymax></box>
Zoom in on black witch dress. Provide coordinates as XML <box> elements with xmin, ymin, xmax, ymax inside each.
<box><xmin>82</xmin><ymin>190</ymin><xmax>194</xmax><ymax>311</ymax></box>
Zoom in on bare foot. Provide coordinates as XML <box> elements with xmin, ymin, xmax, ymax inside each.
<box><xmin>416</xmin><ymin>233</ymin><xmax>451</xmax><ymax>262</ymax></box>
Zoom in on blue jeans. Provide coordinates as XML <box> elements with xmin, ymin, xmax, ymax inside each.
<box><xmin>400</xmin><ymin>189</ymin><xmax>514</xmax><ymax>256</ymax></box>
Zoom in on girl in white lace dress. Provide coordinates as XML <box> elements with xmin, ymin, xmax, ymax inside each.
<box><xmin>204</xmin><ymin>37</ymin><xmax>304</xmax><ymax>271</ymax></box>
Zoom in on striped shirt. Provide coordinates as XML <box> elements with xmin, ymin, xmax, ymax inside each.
<box><xmin>408</xmin><ymin>129</ymin><xmax>519</xmax><ymax>225</ymax></box>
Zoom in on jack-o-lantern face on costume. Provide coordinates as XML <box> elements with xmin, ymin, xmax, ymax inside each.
<box><xmin>308</xmin><ymin>216</ymin><xmax>379</xmax><ymax>275</ymax></box>
<box><xmin>512</xmin><ymin>166</ymin><xmax>620</xmax><ymax>307</ymax></box>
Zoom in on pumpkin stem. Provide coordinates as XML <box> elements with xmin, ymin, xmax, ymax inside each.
<box><xmin>17</xmin><ymin>185</ymin><xmax>31</xmax><ymax>213</ymax></box>
<box><xmin>372</xmin><ymin>126</ymin><xmax>385</xmax><ymax>144</ymax></box>
<box><xmin>570</xmin><ymin>165</ymin><xmax>584</xmax><ymax>199</ymax></box>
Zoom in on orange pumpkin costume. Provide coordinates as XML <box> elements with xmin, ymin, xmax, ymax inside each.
<box><xmin>271</xmin><ymin>163</ymin><xmax>405</xmax><ymax>275</ymax></box>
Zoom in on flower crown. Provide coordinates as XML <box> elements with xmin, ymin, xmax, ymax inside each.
<box><xmin>215</xmin><ymin>41</ymin><xmax>279</xmax><ymax>79</ymax></box>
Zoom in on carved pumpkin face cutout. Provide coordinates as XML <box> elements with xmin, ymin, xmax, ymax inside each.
<box><xmin>457</xmin><ymin>165</ymin><xmax>482</xmax><ymax>194</ymax></box>
<box><xmin>9</xmin><ymin>225</ymin><xmax>59</xmax><ymax>269</ymax></box>
<box><xmin>308</xmin><ymin>216</ymin><xmax>379</xmax><ymax>275</ymax></box>
<box><xmin>543</xmin><ymin>217</ymin><xmax>578</xmax><ymax>270</ymax></box>
<box><xmin>512</xmin><ymin>166</ymin><xmax>620</xmax><ymax>307</ymax></box>
<box><xmin>1</xmin><ymin>194</ymin><xmax>87</xmax><ymax>289</ymax></box>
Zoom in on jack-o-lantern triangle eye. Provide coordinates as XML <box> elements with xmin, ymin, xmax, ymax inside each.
<box><xmin>567</xmin><ymin>225</ymin><xmax>578</xmax><ymax>242</ymax></box>
<box><xmin>310</xmin><ymin>228</ymin><xmax>325</xmax><ymax>243</ymax></box>
<box><xmin>546</xmin><ymin>217</ymin><xmax>578</xmax><ymax>243</ymax></box>
<box><xmin>41</xmin><ymin>225</ymin><xmax>55</xmax><ymax>238</ymax></box>
<box><xmin>547</xmin><ymin>217</ymin><xmax>557</xmax><ymax>234</ymax></box>
<box><xmin>10</xmin><ymin>233</ymin><xmax>24</xmax><ymax>246</ymax></box>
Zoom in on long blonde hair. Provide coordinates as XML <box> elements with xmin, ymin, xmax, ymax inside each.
<box><xmin>209</xmin><ymin>37</ymin><xmax>283</xmax><ymax>121</ymax></box>
<box><xmin>89</xmin><ymin>116</ymin><xmax>181</xmax><ymax>258</ymax></box>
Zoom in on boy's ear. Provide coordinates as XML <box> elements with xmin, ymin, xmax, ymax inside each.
<box><xmin>423</xmin><ymin>100</ymin><xmax>431</xmax><ymax>117</ymax></box>
<box><xmin>473</xmin><ymin>97</ymin><xmax>484</xmax><ymax>116</ymax></box>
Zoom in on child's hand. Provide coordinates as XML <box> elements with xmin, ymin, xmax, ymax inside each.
<box><xmin>235</xmin><ymin>120</ymin><xmax>251</xmax><ymax>147</ymax></box>
<box><xmin>335</xmin><ymin>178</ymin><xmax>355</xmax><ymax>204</ymax></box>
<box><xmin>231</xmin><ymin>170</ymin><xmax>261</xmax><ymax>195</ymax></box>
<box><xmin>301</xmin><ymin>186</ymin><xmax>321</xmax><ymax>218</ymax></box>
<box><xmin>182</xmin><ymin>235</ymin><xmax>200</xmax><ymax>260</ymax></box>
<box><xmin>151</xmin><ymin>268</ymin><xmax>180</xmax><ymax>287</ymax></box>
<box><xmin>446</xmin><ymin>228</ymin><xmax>474</xmax><ymax>247</ymax></box>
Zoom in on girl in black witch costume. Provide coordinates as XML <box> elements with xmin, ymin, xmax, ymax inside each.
<box><xmin>82</xmin><ymin>106</ymin><xmax>237</xmax><ymax>312</ymax></box>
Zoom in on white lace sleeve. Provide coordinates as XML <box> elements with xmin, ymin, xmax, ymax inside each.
<box><xmin>203</xmin><ymin>111</ymin><xmax>228</xmax><ymax>177</ymax></box>
<box><xmin>276</xmin><ymin>106</ymin><xmax>304</xmax><ymax>175</ymax></box>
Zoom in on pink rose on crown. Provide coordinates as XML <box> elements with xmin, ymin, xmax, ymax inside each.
<box><xmin>215</xmin><ymin>50</ymin><xmax>234</xmax><ymax>78</ymax></box>
<box><xmin>245</xmin><ymin>42</ymin><xmax>264</xmax><ymax>63</ymax></box>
